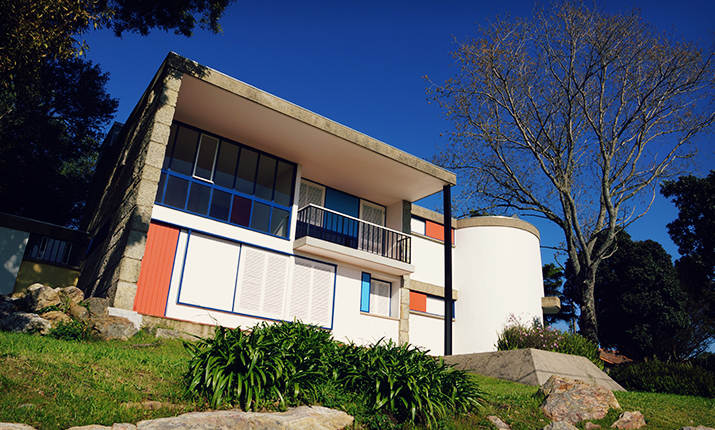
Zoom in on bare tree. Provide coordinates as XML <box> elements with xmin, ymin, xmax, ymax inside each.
<box><xmin>429</xmin><ymin>2</ymin><xmax>715</xmax><ymax>343</ymax></box>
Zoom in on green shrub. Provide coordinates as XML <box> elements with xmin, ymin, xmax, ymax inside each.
<box><xmin>183</xmin><ymin>321</ymin><xmax>482</xmax><ymax>427</ymax></box>
<box><xmin>496</xmin><ymin>315</ymin><xmax>602</xmax><ymax>369</ymax></box>
<box><xmin>48</xmin><ymin>319</ymin><xmax>92</xmax><ymax>341</ymax></box>
<box><xmin>610</xmin><ymin>360</ymin><xmax>715</xmax><ymax>398</ymax></box>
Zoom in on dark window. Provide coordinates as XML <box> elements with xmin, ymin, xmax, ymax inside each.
<box><xmin>157</xmin><ymin>122</ymin><xmax>296</xmax><ymax>238</ymax></box>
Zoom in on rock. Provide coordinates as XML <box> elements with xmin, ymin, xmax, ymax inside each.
<box><xmin>85</xmin><ymin>297</ymin><xmax>109</xmax><ymax>318</ymax></box>
<box><xmin>539</xmin><ymin>375</ymin><xmax>620</xmax><ymax>424</ymax></box>
<box><xmin>90</xmin><ymin>316</ymin><xmax>139</xmax><ymax>340</ymax></box>
<box><xmin>38</xmin><ymin>311</ymin><xmax>71</xmax><ymax>328</ymax></box>
<box><xmin>487</xmin><ymin>416</ymin><xmax>512</xmax><ymax>430</ymax></box>
<box><xmin>0</xmin><ymin>424</ymin><xmax>38</xmax><ymax>430</ymax></box>
<box><xmin>70</xmin><ymin>305</ymin><xmax>90</xmax><ymax>322</ymax></box>
<box><xmin>154</xmin><ymin>328</ymin><xmax>196</xmax><ymax>342</ymax></box>
<box><xmin>0</xmin><ymin>297</ymin><xmax>18</xmax><ymax>315</ymax></box>
<box><xmin>611</xmin><ymin>411</ymin><xmax>646</xmax><ymax>429</ymax></box>
<box><xmin>58</xmin><ymin>286</ymin><xmax>85</xmax><ymax>306</ymax></box>
<box><xmin>26</xmin><ymin>284</ymin><xmax>60</xmax><ymax>312</ymax></box>
<box><xmin>679</xmin><ymin>427</ymin><xmax>715</xmax><ymax>430</ymax></box>
<box><xmin>0</xmin><ymin>312</ymin><xmax>51</xmax><ymax>335</ymax></box>
<box><xmin>543</xmin><ymin>422</ymin><xmax>579</xmax><ymax>430</ymax></box>
<box><xmin>136</xmin><ymin>406</ymin><xmax>353</xmax><ymax>430</ymax></box>
<box><xmin>67</xmin><ymin>425</ymin><xmax>137</xmax><ymax>430</ymax></box>
<box><xmin>586</xmin><ymin>422</ymin><xmax>602</xmax><ymax>429</ymax></box>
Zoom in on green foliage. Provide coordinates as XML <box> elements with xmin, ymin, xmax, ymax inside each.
<box><xmin>48</xmin><ymin>319</ymin><xmax>92</xmax><ymax>342</ymax></box>
<box><xmin>183</xmin><ymin>320</ymin><xmax>482</xmax><ymax>426</ymax></box>
<box><xmin>496</xmin><ymin>316</ymin><xmax>602</xmax><ymax>369</ymax></box>
<box><xmin>595</xmin><ymin>232</ymin><xmax>693</xmax><ymax>361</ymax></box>
<box><xmin>610</xmin><ymin>361</ymin><xmax>715</xmax><ymax>398</ymax></box>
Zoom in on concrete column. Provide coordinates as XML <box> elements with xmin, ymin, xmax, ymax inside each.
<box><xmin>398</xmin><ymin>275</ymin><xmax>410</xmax><ymax>345</ymax></box>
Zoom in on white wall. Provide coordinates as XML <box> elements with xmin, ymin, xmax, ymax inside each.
<box><xmin>452</xmin><ymin>220</ymin><xmax>544</xmax><ymax>354</ymax></box>
<box><xmin>409</xmin><ymin>235</ymin><xmax>447</xmax><ymax>287</ymax></box>
<box><xmin>409</xmin><ymin>313</ymin><xmax>445</xmax><ymax>356</ymax></box>
<box><xmin>0</xmin><ymin>226</ymin><xmax>29</xmax><ymax>295</ymax></box>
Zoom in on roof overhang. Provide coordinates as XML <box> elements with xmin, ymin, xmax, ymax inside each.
<box><xmin>165</xmin><ymin>53</ymin><xmax>456</xmax><ymax>207</ymax></box>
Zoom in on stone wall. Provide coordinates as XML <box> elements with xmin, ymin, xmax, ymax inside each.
<box><xmin>78</xmin><ymin>55</ymin><xmax>185</xmax><ymax>309</ymax></box>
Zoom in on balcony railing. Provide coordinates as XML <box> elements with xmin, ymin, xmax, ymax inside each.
<box><xmin>296</xmin><ymin>204</ymin><xmax>411</xmax><ymax>264</ymax></box>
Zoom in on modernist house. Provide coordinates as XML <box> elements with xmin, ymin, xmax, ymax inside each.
<box><xmin>78</xmin><ymin>53</ymin><xmax>551</xmax><ymax>355</ymax></box>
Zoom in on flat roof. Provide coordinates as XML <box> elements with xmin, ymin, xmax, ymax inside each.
<box><xmin>165</xmin><ymin>53</ymin><xmax>456</xmax><ymax>207</ymax></box>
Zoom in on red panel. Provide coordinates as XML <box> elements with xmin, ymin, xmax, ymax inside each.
<box><xmin>410</xmin><ymin>291</ymin><xmax>427</xmax><ymax>312</ymax></box>
<box><xmin>134</xmin><ymin>222</ymin><xmax>180</xmax><ymax>316</ymax></box>
<box><xmin>424</xmin><ymin>220</ymin><xmax>454</xmax><ymax>243</ymax></box>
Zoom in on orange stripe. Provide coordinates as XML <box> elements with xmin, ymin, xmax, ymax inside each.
<box><xmin>424</xmin><ymin>220</ymin><xmax>454</xmax><ymax>242</ymax></box>
<box><xmin>410</xmin><ymin>291</ymin><xmax>427</xmax><ymax>312</ymax></box>
<box><xmin>134</xmin><ymin>222</ymin><xmax>180</xmax><ymax>316</ymax></box>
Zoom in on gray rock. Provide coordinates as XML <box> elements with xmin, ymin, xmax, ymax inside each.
<box><xmin>26</xmin><ymin>284</ymin><xmax>60</xmax><ymax>312</ymax></box>
<box><xmin>585</xmin><ymin>422</ymin><xmax>602</xmax><ymax>429</ymax></box>
<box><xmin>0</xmin><ymin>424</ymin><xmax>38</xmax><ymax>430</ymax></box>
<box><xmin>136</xmin><ymin>406</ymin><xmax>353</xmax><ymax>430</ymax></box>
<box><xmin>611</xmin><ymin>411</ymin><xmax>646</xmax><ymax>429</ymax></box>
<box><xmin>90</xmin><ymin>316</ymin><xmax>139</xmax><ymax>341</ymax></box>
<box><xmin>680</xmin><ymin>427</ymin><xmax>715</xmax><ymax>430</ymax></box>
<box><xmin>70</xmin><ymin>304</ymin><xmax>90</xmax><ymax>322</ymax></box>
<box><xmin>539</xmin><ymin>375</ymin><xmax>620</xmax><ymax>424</ymax></box>
<box><xmin>38</xmin><ymin>310</ymin><xmax>71</xmax><ymax>328</ymax></box>
<box><xmin>487</xmin><ymin>415</ymin><xmax>512</xmax><ymax>430</ymax></box>
<box><xmin>58</xmin><ymin>286</ymin><xmax>85</xmax><ymax>306</ymax></box>
<box><xmin>0</xmin><ymin>312</ymin><xmax>51</xmax><ymax>335</ymax></box>
<box><xmin>543</xmin><ymin>422</ymin><xmax>579</xmax><ymax>430</ymax></box>
<box><xmin>155</xmin><ymin>328</ymin><xmax>196</xmax><ymax>342</ymax></box>
<box><xmin>85</xmin><ymin>297</ymin><xmax>109</xmax><ymax>318</ymax></box>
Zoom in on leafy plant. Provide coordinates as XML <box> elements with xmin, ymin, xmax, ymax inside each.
<box><xmin>496</xmin><ymin>315</ymin><xmax>602</xmax><ymax>369</ymax></box>
<box><xmin>48</xmin><ymin>319</ymin><xmax>92</xmax><ymax>341</ymax></box>
<box><xmin>610</xmin><ymin>361</ymin><xmax>715</xmax><ymax>398</ymax></box>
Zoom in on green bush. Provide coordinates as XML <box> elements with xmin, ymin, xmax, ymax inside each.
<box><xmin>610</xmin><ymin>360</ymin><xmax>715</xmax><ymax>398</ymax></box>
<box><xmin>496</xmin><ymin>315</ymin><xmax>602</xmax><ymax>369</ymax></box>
<box><xmin>183</xmin><ymin>320</ymin><xmax>482</xmax><ymax>427</ymax></box>
<box><xmin>48</xmin><ymin>319</ymin><xmax>92</xmax><ymax>341</ymax></box>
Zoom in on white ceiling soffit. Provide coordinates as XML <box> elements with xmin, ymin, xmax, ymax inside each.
<box><xmin>172</xmin><ymin>71</ymin><xmax>455</xmax><ymax>207</ymax></box>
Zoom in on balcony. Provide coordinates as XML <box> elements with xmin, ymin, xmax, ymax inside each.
<box><xmin>294</xmin><ymin>205</ymin><xmax>414</xmax><ymax>275</ymax></box>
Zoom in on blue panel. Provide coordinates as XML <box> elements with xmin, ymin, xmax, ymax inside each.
<box><xmin>360</xmin><ymin>272</ymin><xmax>371</xmax><ymax>313</ymax></box>
<box><xmin>325</xmin><ymin>188</ymin><xmax>359</xmax><ymax>218</ymax></box>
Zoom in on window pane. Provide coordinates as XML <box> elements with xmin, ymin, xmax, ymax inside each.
<box><xmin>164</xmin><ymin>175</ymin><xmax>189</xmax><ymax>209</ymax></box>
<box><xmin>270</xmin><ymin>207</ymin><xmax>290</xmax><ymax>238</ymax></box>
<box><xmin>155</xmin><ymin>172</ymin><xmax>167</xmax><ymax>203</ymax></box>
<box><xmin>230</xmin><ymin>195</ymin><xmax>252</xmax><ymax>227</ymax></box>
<box><xmin>235</xmin><ymin>148</ymin><xmax>258</xmax><ymax>195</ymax></box>
<box><xmin>171</xmin><ymin>126</ymin><xmax>199</xmax><ymax>175</ymax></box>
<box><xmin>163</xmin><ymin>123</ymin><xmax>178</xmax><ymax>170</ymax></box>
<box><xmin>255</xmin><ymin>155</ymin><xmax>276</xmax><ymax>201</ymax></box>
<box><xmin>214</xmin><ymin>141</ymin><xmax>239</xmax><ymax>189</ymax></box>
<box><xmin>187</xmin><ymin>182</ymin><xmax>211</xmax><ymax>215</ymax></box>
<box><xmin>274</xmin><ymin>161</ymin><xmax>294</xmax><ymax>206</ymax></box>
<box><xmin>194</xmin><ymin>134</ymin><xmax>219</xmax><ymax>180</ymax></box>
<box><xmin>210</xmin><ymin>189</ymin><xmax>231</xmax><ymax>221</ymax></box>
<box><xmin>250</xmin><ymin>202</ymin><xmax>271</xmax><ymax>233</ymax></box>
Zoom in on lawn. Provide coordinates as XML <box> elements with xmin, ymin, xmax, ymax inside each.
<box><xmin>0</xmin><ymin>331</ymin><xmax>713</xmax><ymax>430</ymax></box>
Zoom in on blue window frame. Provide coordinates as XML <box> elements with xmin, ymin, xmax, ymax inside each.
<box><xmin>156</xmin><ymin>122</ymin><xmax>297</xmax><ymax>239</ymax></box>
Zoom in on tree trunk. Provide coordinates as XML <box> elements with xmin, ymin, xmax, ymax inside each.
<box><xmin>579</xmin><ymin>267</ymin><xmax>599</xmax><ymax>345</ymax></box>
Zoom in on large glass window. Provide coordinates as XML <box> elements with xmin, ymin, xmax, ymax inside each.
<box><xmin>156</xmin><ymin>122</ymin><xmax>297</xmax><ymax>239</ymax></box>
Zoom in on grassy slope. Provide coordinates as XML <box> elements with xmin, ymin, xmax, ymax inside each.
<box><xmin>0</xmin><ymin>331</ymin><xmax>713</xmax><ymax>430</ymax></box>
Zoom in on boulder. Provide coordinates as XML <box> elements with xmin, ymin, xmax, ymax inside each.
<box><xmin>543</xmin><ymin>422</ymin><xmax>579</xmax><ymax>430</ymax></box>
<box><xmin>136</xmin><ymin>406</ymin><xmax>353</xmax><ymax>430</ymax></box>
<box><xmin>57</xmin><ymin>286</ymin><xmax>85</xmax><ymax>306</ymax></box>
<box><xmin>0</xmin><ymin>424</ymin><xmax>38</xmax><ymax>430</ymax></box>
<box><xmin>539</xmin><ymin>375</ymin><xmax>620</xmax><ymax>424</ymax></box>
<box><xmin>26</xmin><ymin>284</ymin><xmax>60</xmax><ymax>312</ymax></box>
<box><xmin>85</xmin><ymin>297</ymin><xmax>109</xmax><ymax>318</ymax></box>
<box><xmin>611</xmin><ymin>411</ymin><xmax>646</xmax><ymax>429</ymax></box>
<box><xmin>70</xmin><ymin>304</ymin><xmax>90</xmax><ymax>322</ymax></box>
<box><xmin>679</xmin><ymin>426</ymin><xmax>715</xmax><ymax>430</ymax></box>
<box><xmin>38</xmin><ymin>311</ymin><xmax>71</xmax><ymax>328</ymax></box>
<box><xmin>488</xmin><ymin>416</ymin><xmax>512</xmax><ymax>430</ymax></box>
<box><xmin>0</xmin><ymin>312</ymin><xmax>51</xmax><ymax>335</ymax></box>
<box><xmin>585</xmin><ymin>423</ymin><xmax>602</xmax><ymax>429</ymax></box>
<box><xmin>90</xmin><ymin>316</ymin><xmax>138</xmax><ymax>341</ymax></box>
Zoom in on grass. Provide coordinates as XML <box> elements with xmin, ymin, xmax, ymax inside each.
<box><xmin>0</xmin><ymin>330</ymin><xmax>714</xmax><ymax>430</ymax></box>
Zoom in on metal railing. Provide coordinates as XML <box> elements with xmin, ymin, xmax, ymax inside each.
<box><xmin>296</xmin><ymin>204</ymin><xmax>411</xmax><ymax>264</ymax></box>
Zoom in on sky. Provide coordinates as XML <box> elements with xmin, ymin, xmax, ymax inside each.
<box><xmin>80</xmin><ymin>0</ymin><xmax>715</xmax><ymax>268</ymax></box>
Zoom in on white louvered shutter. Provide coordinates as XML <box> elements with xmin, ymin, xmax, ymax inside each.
<box><xmin>370</xmin><ymin>279</ymin><xmax>391</xmax><ymax>317</ymax></box>
<box><xmin>287</xmin><ymin>257</ymin><xmax>335</xmax><ymax>328</ymax></box>
<box><xmin>235</xmin><ymin>246</ymin><xmax>289</xmax><ymax>319</ymax></box>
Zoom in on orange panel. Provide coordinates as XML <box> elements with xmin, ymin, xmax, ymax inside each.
<box><xmin>424</xmin><ymin>220</ymin><xmax>454</xmax><ymax>243</ymax></box>
<box><xmin>134</xmin><ymin>222</ymin><xmax>180</xmax><ymax>316</ymax></box>
<box><xmin>410</xmin><ymin>291</ymin><xmax>427</xmax><ymax>312</ymax></box>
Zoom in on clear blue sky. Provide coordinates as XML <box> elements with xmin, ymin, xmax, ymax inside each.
<box><xmin>82</xmin><ymin>0</ymin><xmax>715</xmax><ymax>267</ymax></box>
